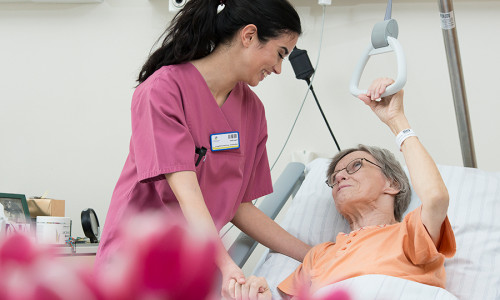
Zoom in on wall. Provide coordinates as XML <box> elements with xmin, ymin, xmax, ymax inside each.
<box><xmin>1</xmin><ymin>0</ymin><xmax>499</xmax><ymax>272</ymax></box>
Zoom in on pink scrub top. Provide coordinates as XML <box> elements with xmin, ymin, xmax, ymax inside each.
<box><xmin>95</xmin><ymin>63</ymin><xmax>273</xmax><ymax>270</ymax></box>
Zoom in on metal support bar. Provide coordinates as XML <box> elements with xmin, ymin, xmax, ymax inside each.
<box><xmin>438</xmin><ymin>0</ymin><xmax>477</xmax><ymax>168</ymax></box>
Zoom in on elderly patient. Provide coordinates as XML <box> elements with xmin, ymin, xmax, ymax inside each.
<box><xmin>231</xmin><ymin>78</ymin><xmax>456</xmax><ymax>300</ymax></box>
<box><xmin>277</xmin><ymin>78</ymin><xmax>457</xmax><ymax>298</ymax></box>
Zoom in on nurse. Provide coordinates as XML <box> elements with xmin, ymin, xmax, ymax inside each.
<box><xmin>94</xmin><ymin>0</ymin><xmax>312</xmax><ymax>298</ymax></box>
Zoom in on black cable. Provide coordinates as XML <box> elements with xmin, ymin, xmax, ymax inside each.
<box><xmin>305</xmin><ymin>79</ymin><xmax>341</xmax><ymax>152</ymax></box>
<box><xmin>289</xmin><ymin>46</ymin><xmax>341</xmax><ymax>151</ymax></box>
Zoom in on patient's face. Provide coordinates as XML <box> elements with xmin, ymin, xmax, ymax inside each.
<box><xmin>331</xmin><ymin>151</ymin><xmax>389</xmax><ymax>210</ymax></box>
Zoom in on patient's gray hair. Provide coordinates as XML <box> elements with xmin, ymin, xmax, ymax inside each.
<box><xmin>327</xmin><ymin>144</ymin><xmax>411</xmax><ymax>222</ymax></box>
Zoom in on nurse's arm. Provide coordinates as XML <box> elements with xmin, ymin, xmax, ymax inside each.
<box><xmin>165</xmin><ymin>171</ymin><xmax>245</xmax><ymax>298</ymax></box>
<box><xmin>232</xmin><ymin>202</ymin><xmax>312</xmax><ymax>262</ymax></box>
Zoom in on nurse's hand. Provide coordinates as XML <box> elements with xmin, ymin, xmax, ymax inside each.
<box><xmin>234</xmin><ymin>276</ymin><xmax>272</xmax><ymax>300</ymax></box>
<box><xmin>222</xmin><ymin>262</ymin><xmax>246</xmax><ymax>299</ymax></box>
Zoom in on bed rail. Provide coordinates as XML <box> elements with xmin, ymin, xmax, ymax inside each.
<box><xmin>228</xmin><ymin>162</ymin><xmax>306</xmax><ymax>268</ymax></box>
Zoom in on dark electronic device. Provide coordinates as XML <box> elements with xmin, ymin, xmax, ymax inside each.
<box><xmin>81</xmin><ymin>208</ymin><xmax>100</xmax><ymax>243</ymax></box>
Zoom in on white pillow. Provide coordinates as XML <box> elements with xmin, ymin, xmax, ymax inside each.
<box><xmin>253</xmin><ymin>158</ymin><xmax>500</xmax><ymax>300</ymax></box>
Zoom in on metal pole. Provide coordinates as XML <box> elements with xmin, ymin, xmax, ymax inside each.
<box><xmin>438</xmin><ymin>0</ymin><xmax>477</xmax><ymax>168</ymax></box>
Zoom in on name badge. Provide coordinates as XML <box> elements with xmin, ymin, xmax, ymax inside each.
<box><xmin>210</xmin><ymin>131</ymin><xmax>240</xmax><ymax>152</ymax></box>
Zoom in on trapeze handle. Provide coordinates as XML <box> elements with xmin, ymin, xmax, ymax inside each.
<box><xmin>349</xmin><ymin>36</ymin><xmax>407</xmax><ymax>98</ymax></box>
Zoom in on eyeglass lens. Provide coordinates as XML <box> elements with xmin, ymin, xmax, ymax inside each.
<box><xmin>329</xmin><ymin>159</ymin><xmax>364</xmax><ymax>187</ymax></box>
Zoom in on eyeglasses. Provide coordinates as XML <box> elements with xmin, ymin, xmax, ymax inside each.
<box><xmin>325</xmin><ymin>158</ymin><xmax>383</xmax><ymax>188</ymax></box>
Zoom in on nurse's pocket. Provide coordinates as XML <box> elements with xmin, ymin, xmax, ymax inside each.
<box><xmin>203</xmin><ymin>150</ymin><xmax>244</xmax><ymax>184</ymax></box>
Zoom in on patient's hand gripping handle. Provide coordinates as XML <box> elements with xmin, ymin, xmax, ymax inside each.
<box><xmin>349</xmin><ymin>19</ymin><xmax>407</xmax><ymax>98</ymax></box>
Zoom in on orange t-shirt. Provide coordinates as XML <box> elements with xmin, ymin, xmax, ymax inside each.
<box><xmin>278</xmin><ymin>206</ymin><xmax>456</xmax><ymax>297</ymax></box>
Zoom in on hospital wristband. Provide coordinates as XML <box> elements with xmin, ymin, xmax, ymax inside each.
<box><xmin>396</xmin><ymin>128</ymin><xmax>417</xmax><ymax>150</ymax></box>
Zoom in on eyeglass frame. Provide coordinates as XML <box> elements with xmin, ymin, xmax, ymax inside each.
<box><xmin>325</xmin><ymin>157</ymin><xmax>383</xmax><ymax>188</ymax></box>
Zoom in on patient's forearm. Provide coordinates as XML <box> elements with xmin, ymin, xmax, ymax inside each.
<box><xmin>388</xmin><ymin>116</ymin><xmax>448</xmax><ymax>209</ymax></box>
<box><xmin>232</xmin><ymin>202</ymin><xmax>312</xmax><ymax>262</ymax></box>
<box><xmin>388</xmin><ymin>116</ymin><xmax>449</xmax><ymax>244</ymax></box>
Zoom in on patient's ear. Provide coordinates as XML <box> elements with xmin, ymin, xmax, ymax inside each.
<box><xmin>383</xmin><ymin>179</ymin><xmax>400</xmax><ymax>195</ymax></box>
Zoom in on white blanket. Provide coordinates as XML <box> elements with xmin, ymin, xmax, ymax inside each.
<box><xmin>314</xmin><ymin>275</ymin><xmax>458</xmax><ymax>300</ymax></box>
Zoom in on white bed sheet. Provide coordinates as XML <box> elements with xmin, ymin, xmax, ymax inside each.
<box><xmin>253</xmin><ymin>158</ymin><xmax>500</xmax><ymax>299</ymax></box>
<box><xmin>315</xmin><ymin>275</ymin><xmax>458</xmax><ymax>300</ymax></box>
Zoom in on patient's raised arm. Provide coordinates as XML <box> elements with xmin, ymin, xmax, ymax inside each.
<box><xmin>358</xmin><ymin>78</ymin><xmax>449</xmax><ymax>246</ymax></box>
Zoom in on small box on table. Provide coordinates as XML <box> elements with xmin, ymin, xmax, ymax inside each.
<box><xmin>27</xmin><ymin>198</ymin><xmax>65</xmax><ymax>217</ymax></box>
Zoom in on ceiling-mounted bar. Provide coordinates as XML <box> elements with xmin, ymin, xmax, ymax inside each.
<box><xmin>384</xmin><ymin>0</ymin><xmax>392</xmax><ymax>20</ymax></box>
<box><xmin>438</xmin><ymin>0</ymin><xmax>477</xmax><ymax>168</ymax></box>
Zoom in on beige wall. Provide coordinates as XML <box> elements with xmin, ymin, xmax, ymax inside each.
<box><xmin>1</xmin><ymin>0</ymin><xmax>499</xmax><ymax>272</ymax></box>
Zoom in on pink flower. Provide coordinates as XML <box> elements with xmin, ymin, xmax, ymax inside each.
<box><xmin>0</xmin><ymin>234</ymin><xmax>38</xmax><ymax>266</ymax></box>
<box><xmin>314</xmin><ymin>289</ymin><xmax>351</xmax><ymax>300</ymax></box>
<box><xmin>0</xmin><ymin>233</ymin><xmax>99</xmax><ymax>300</ymax></box>
<box><xmin>0</xmin><ymin>212</ymin><xmax>218</xmax><ymax>300</ymax></box>
<box><xmin>95</xmin><ymin>212</ymin><xmax>218</xmax><ymax>300</ymax></box>
<box><xmin>294</xmin><ymin>278</ymin><xmax>352</xmax><ymax>300</ymax></box>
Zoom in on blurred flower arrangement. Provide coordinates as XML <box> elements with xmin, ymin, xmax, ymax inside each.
<box><xmin>0</xmin><ymin>213</ymin><xmax>218</xmax><ymax>300</ymax></box>
<box><xmin>0</xmin><ymin>212</ymin><xmax>351</xmax><ymax>300</ymax></box>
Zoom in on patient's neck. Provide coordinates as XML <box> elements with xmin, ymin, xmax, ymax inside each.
<box><xmin>341</xmin><ymin>200</ymin><xmax>397</xmax><ymax>231</ymax></box>
<box><xmin>347</xmin><ymin>212</ymin><xmax>397</xmax><ymax>232</ymax></box>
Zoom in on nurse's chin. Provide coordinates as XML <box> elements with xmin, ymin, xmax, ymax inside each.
<box><xmin>247</xmin><ymin>79</ymin><xmax>261</xmax><ymax>87</ymax></box>
<box><xmin>247</xmin><ymin>74</ymin><xmax>267</xmax><ymax>86</ymax></box>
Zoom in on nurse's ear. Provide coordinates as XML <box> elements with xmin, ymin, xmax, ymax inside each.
<box><xmin>240</xmin><ymin>24</ymin><xmax>258</xmax><ymax>48</ymax></box>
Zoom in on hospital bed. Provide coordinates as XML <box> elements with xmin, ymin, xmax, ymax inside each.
<box><xmin>228</xmin><ymin>159</ymin><xmax>500</xmax><ymax>299</ymax></box>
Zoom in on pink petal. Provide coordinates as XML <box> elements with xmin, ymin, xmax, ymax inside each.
<box><xmin>0</xmin><ymin>234</ymin><xmax>38</xmax><ymax>266</ymax></box>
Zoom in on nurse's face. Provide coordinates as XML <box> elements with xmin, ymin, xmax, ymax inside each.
<box><xmin>245</xmin><ymin>32</ymin><xmax>298</xmax><ymax>87</ymax></box>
